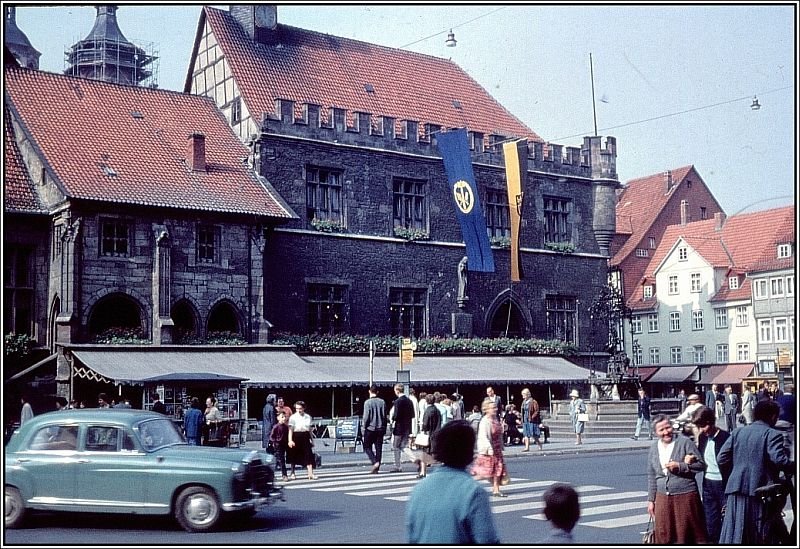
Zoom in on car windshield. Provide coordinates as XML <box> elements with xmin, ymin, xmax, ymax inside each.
<box><xmin>136</xmin><ymin>418</ymin><xmax>184</xmax><ymax>451</ymax></box>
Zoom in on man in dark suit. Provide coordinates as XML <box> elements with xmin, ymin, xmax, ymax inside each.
<box><xmin>705</xmin><ymin>384</ymin><xmax>721</xmax><ymax>410</ymax></box>
<box><xmin>723</xmin><ymin>385</ymin><xmax>739</xmax><ymax>432</ymax></box>
<box><xmin>361</xmin><ymin>384</ymin><xmax>387</xmax><ymax>474</ymax></box>
<box><xmin>390</xmin><ymin>383</ymin><xmax>417</xmax><ymax>472</ymax></box>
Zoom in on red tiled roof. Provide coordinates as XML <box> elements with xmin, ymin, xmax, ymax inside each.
<box><xmin>202</xmin><ymin>7</ymin><xmax>539</xmax><ymax>141</ymax></box>
<box><xmin>709</xmin><ymin>276</ymin><xmax>752</xmax><ymax>303</ymax></box>
<box><xmin>4</xmin><ymin>66</ymin><xmax>295</xmax><ymax>219</ymax></box>
<box><xmin>645</xmin><ymin>206</ymin><xmax>796</xmax><ymax>279</ymax></box>
<box><xmin>4</xmin><ymin>106</ymin><xmax>45</xmax><ymax>213</ymax></box>
<box><xmin>611</xmin><ymin>165</ymin><xmax>694</xmax><ymax>265</ymax></box>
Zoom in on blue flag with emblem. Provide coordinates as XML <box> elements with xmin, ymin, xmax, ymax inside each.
<box><xmin>438</xmin><ymin>128</ymin><xmax>495</xmax><ymax>272</ymax></box>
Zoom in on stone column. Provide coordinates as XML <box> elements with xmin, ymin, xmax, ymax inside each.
<box><xmin>152</xmin><ymin>227</ymin><xmax>173</xmax><ymax>344</ymax></box>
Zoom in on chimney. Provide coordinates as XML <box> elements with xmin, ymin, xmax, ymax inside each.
<box><xmin>664</xmin><ymin>170</ymin><xmax>674</xmax><ymax>191</ymax></box>
<box><xmin>187</xmin><ymin>132</ymin><xmax>206</xmax><ymax>172</ymax></box>
<box><xmin>680</xmin><ymin>200</ymin><xmax>689</xmax><ymax>225</ymax></box>
<box><xmin>714</xmin><ymin>211</ymin><xmax>726</xmax><ymax>230</ymax></box>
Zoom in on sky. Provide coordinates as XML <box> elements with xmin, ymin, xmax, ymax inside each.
<box><xmin>7</xmin><ymin>2</ymin><xmax>797</xmax><ymax>217</ymax></box>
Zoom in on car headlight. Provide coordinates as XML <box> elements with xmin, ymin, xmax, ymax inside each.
<box><xmin>231</xmin><ymin>462</ymin><xmax>247</xmax><ymax>481</ymax></box>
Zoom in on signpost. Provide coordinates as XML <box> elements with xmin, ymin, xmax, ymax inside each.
<box><xmin>399</xmin><ymin>337</ymin><xmax>416</xmax><ymax>369</ymax></box>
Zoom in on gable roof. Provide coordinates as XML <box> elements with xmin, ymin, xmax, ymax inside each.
<box><xmin>4</xmin><ymin>106</ymin><xmax>45</xmax><ymax>214</ymax></box>
<box><xmin>611</xmin><ymin>165</ymin><xmax>695</xmax><ymax>266</ymax></box>
<box><xmin>645</xmin><ymin>205</ymin><xmax>796</xmax><ymax>280</ymax></box>
<box><xmin>4</xmin><ymin>66</ymin><xmax>296</xmax><ymax>219</ymax></box>
<box><xmin>197</xmin><ymin>7</ymin><xmax>539</xmax><ymax>141</ymax></box>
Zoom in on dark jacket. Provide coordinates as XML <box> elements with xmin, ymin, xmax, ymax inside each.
<box><xmin>637</xmin><ymin>395</ymin><xmax>651</xmax><ymax>419</ymax></box>
<box><xmin>392</xmin><ymin>394</ymin><xmax>416</xmax><ymax>436</ymax></box>
<box><xmin>362</xmin><ymin>396</ymin><xmax>387</xmax><ymax>432</ymax></box>
<box><xmin>421</xmin><ymin>404</ymin><xmax>442</xmax><ymax>453</ymax></box>
<box><xmin>269</xmin><ymin>422</ymin><xmax>289</xmax><ymax>448</ymax></box>
<box><xmin>717</xmin><ymin>420</ymin><xmax>790</xmax><ymax>496</ymax></box>
<box><xmin>152</xmin><ymin>400</ymin><xmax>166</xmax><ymax>415</ymax></box>
<box><xmin>697</xmin><ymin>428</ymin><xmax>732</xmax><ymax>486</ymax></box>
<box><xmin>184</xmin><ymin>407</ymin><xmax>205</xmax><ymax>440</ymax></box>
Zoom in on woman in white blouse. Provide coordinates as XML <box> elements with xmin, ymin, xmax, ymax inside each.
<box><xmin>287</xmin><ymin>400</ymin><xmax>317</xmax><ymax>480</ymax></box>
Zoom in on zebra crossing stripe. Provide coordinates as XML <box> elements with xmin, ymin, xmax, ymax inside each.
<box><xmin>580</xmin><ymin>514</ymin><xmax>652</xmax><ymax>528</ymax></box>
<box><xmin>525</xmin><ymin>500</ymin><xmax>644</xmax><ymax>520</ymax></box>
<box><xmin>490</xmin><ymin>486</ymin><xmax>610</xmax><ymax>513</ymax></box>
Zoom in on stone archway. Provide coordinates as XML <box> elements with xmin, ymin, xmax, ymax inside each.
<box><xmin>207</xmin><ymin>299</ymin><xmax>243</xmax><ymax>340</ymax></box>
<box><xmin>486</xmin><ymin>292</ymin><xmax>530</xmax><ymax>338</ymax></box>
<box><xmin>171</xmin><ymin>298</ymin><xmax>200</xmax><ymax>343</ymax></box>
<box><xmin>87</xmin><ymin>293</ymin><xmax>146</xmax><ymax>341</ymax></box>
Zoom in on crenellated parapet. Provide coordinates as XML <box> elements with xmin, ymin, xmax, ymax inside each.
<box><xmin>262</xmin><ymin>98</ymin><xmax>617</xmax><ymax>180</ymax></box>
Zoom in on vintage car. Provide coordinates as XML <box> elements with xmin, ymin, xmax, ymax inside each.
<box><xmin>4</xmin><ymin>409</ymin><xmax>284</xmax><ymax>532</ymax></box>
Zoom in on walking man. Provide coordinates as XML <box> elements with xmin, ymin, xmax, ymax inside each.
<box><xmin>390</xmin><ymin>383</ymin><xmax>416</xmax><ymax>472</ymax></box>
<box><xmin>722</xmin><ymin>385</ymin><xmax>738</xmax><ymax>432</ymax></box>
<box><xmin>631</xmin><ymin>387</ymin><xmax>652</xmax><ymax>440</ymax></box>
<box><xmin>692</xmin><ymin>406</ymin><xmax>731</xmax><ymax>543</ymax></box>
<box><xmin>362</xmin><ymin>384</ymin><xmax>387</xmax><ymax>474</ymax></box>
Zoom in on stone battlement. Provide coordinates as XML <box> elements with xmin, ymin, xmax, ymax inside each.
<box><xmin>261</xmin><ymin>98</ymin><xmax>617</xmax><ymax>180</ymax></box>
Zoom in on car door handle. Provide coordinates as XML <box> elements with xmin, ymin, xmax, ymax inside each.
<box><xmin>76</xmin><ymin>459</ymin><xmax>91</xmax><ymax>463</ymax></box>
<box><xmin>15</xmin><ymin>458</ymin><xmax>30</xmax><ymax>463</ymax></box>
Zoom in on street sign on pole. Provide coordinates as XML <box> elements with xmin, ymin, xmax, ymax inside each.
<box><xmin>368</xmin><ymin>340</ymin><xmax>375</xmax><ymax>386</ymax></box>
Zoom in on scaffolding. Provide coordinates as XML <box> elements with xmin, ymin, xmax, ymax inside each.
<box><xmin>64</xmin><ymin>37</ymin><xmax>159</xmax><ymax>88</ymax></box>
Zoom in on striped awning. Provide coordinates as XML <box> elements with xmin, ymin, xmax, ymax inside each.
<box><xmin>701</xmin><ymin>364</ymin><xmax>755</xmax><ymax>385</ymax></box>
<box><xmin>66</xmin><ymin>346</ymin><xmax>591</xmax><ymax>388</ymax></box>
<box><xmin>647</xmin><ymin>365</ymin><xmax>699</xmax><ymax>383</ymax></box>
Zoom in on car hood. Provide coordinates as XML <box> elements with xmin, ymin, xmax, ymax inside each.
<box><xmin>155</xmin><ymin>445</ymin><xmax>271</xmax><ymax>466</ymax></box>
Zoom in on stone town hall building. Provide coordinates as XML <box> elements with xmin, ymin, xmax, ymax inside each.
<box><xmin>5</xmin><ymin>5</ymin><xmax>620</xmax><ymax>407</ymax></box>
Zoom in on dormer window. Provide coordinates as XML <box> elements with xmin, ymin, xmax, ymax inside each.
<box><xmin>777</xmin><ymin>243</ymin><xmax>792</xmax><ymax>258</ymax></box>
<box><xmin>643</xmin><ymin>285</ymin><xmax>653</xmax><ymax>299</ymax></box>
<box><xmin>678</xmin><ymin>247</ymin><xmax>688</xmax><ymax>261</ymax></box>
<box><xmin>729</xmin><ymin>276</ymin><xmax>739</xmax><ymax>290</ymax></box>
<box><xmin>636</xmin><ymin>248</ymin><xmax>649</xmax><ymax>257</ymax></box>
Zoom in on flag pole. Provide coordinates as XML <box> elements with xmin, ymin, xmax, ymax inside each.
<box><xmin>590</xmin><ymin>52</ymin><xmax>598</xmax><ymax>137</ymax></box>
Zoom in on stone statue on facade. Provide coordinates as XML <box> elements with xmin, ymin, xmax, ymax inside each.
<box><xmin>457</xmin><ymin>256</ymin><xmax>468</xmax><ymax>308</ymax></box>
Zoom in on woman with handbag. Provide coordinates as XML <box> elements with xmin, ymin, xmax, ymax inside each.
<box><xmin>646</xmin><ymin>414</ymin><xmax>707</xmax><ymax>544</ymax></box>
<box><xmin>568</xmin><ymin>389</ymin><xmax>586</xmax><ymax>446</ymax></box>
<box><xmin>471</xmin><ymin>398</ymin><xmax>507</xmax><ymax>497</ymax></box>
<box><xmin>414</xmin><ymin>394</ymin><xmax>441</xmax><ymax>479</ymax></box>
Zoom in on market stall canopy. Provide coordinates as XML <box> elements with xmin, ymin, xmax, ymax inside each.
<box><xmin>140</xmin><ymin>373</ymin><xmax>247</xmax><ymax>383</ymax></box>
<box><xmin>701</xmin><ymin>364</ymin><xmax>755</xmax><ymax>385</ymax></box>
<box><xmin>634</xmin><ymin>367</ymin><xmax>659</xmax><ymax>383</ymax></box>
<box><xmin>66</xmin><ymin>346</ymin><xmax>590</xmax><ymax>387</ymax></box>
<box><xmin>646</xmin><ymin>365</ymin><xmax>699</xmax><ymax>383</ymax></box>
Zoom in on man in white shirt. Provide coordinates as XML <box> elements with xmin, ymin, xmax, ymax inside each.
<box><xmin>675</xmin><ymin>393</ymin><xmax>703</xmax><ymax>441</ymax></box>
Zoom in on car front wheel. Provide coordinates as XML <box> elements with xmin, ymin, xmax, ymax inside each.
<box><xmin>174</xmin><ymin>486</ymin><xmax>221</xmax><ymax>533</ymax></box>
<box><xmin>5</xmin><ymin>486</ymin><xmax>26</xmax><ymax>528</ymax></box>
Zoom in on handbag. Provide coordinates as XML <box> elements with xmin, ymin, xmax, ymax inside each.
<box><xmin>577</xmin><ymin>413</ymin><xmax>590</xmax><ymax>422</ymax></box>
<box><xmin>642</xmin><ymin>517</ymin><xmax>655</xmax><ymax>544</ymax></box>
<box><xmin>414</xmin><ymin>433</ymin><xmax>430</xmax><ymax>447</ymax></box>
<box><xmin>501</xmin><ymin>470</ymin><xmax>511</xmax><ymax>486</ymax></box>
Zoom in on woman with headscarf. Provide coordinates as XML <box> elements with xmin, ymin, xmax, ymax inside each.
<box><xmin>568</xmin><ymin>389</ymin><xmax>586</xmax><ymax>446</ymax></box>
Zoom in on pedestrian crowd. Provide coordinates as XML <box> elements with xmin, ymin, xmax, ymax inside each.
<box><xmin>643</xmin><ymin>382</ymin><xmax>794</xmax><ymax>544</ymax></box>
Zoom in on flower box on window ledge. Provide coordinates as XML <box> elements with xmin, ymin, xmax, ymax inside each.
<box><xmin>393</xmin><ymin>226</ymin><xmax>430</xmax><ymax>241</ymax></box>
<box><xmin>311</xmin><ymin>218</ymin><xmax>346</xmax><ymax>233</ymax></box>
<box><xmin>490</xmin><ymin>236</ymin><xmax>511</xmax><ymax>249</ymax></box>
<box><xmin>545</xmin><ymin>242</ymin><xmax>575</xmax><ymax>254</ymax></box>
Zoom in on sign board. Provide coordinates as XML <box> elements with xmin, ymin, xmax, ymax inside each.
<box><xmin>778</xmin><ymin>347</ymin><xmax>793</xmax><ymax>367</ymax></box>
<box><xmin>401</xmin><ymin>349</ymin><xmax>414</xmax><ymax>364</ymax></box>
<box><xmin>335</xmin><ymin>417</ymin><xmax>361</xmax><ymax>442</ymax></box>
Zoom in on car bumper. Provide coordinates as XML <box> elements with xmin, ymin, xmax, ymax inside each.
<box><xmin>222</xmin><ymin>486</ymin><xmax>285</xmax><ymax>511</ymax></box>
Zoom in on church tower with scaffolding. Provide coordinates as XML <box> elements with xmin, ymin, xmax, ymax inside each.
<box><xmin>64</xmin><ymin>5</ymin><xmax>157</xmax><ymax>87</ymax></box>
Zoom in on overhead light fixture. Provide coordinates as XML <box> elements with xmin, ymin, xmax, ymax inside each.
<box><xmin>445</xmin><ymin>29</ymin><xmax>457</xmax><ymax>47</ymax></box>
<box><xmin>751</xmin><ymin>95</ymin><xmax>761</xmax><ymax>110</ymax></box>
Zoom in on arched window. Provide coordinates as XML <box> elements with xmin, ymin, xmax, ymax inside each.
<box><xmin>88</xmin><ymin>294</ymin><xmax>145</xmax><ymax>341</ymax></box>
<box><xmin>207</xmin><ymin>301</ymin><xmax>242</xmax><ymax>339</ymax></box>
<box><xmin>171</xmin><ymin>299</ymin><xmax>199</xmax><ymax>343</ymax></box>
<box><xmin>488</xmin><ymin>300</ymin><xmax>527</xmax><ymax>338</ymax></box>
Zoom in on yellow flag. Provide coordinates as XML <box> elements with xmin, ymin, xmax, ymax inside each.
<box><xmin>503</xmin><ymin>139</ymin><xmax>527</xmax><ymax>281</ymax></box>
